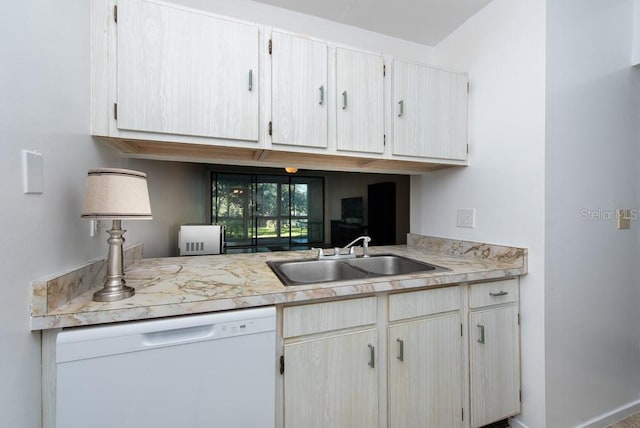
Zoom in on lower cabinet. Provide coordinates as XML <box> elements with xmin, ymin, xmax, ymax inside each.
<box><xmin>282</xmin><ymin>297</ymin><xmax>379</xmax><ymax>428</ymax></box>
<box><xmin>468</xmin><ymin>279</ymin><xmax>521</xmax><ymax>428</ymax></box>
<box><xmin>388</xmin><ymin>314</ymin><xmax>463</xmax><ymax>428</ymax></box>
<box><xmin>280</xmin><ymin>279</ymin><xmax>520</xmax><ymax>428</ymax></box>
<box><xmin>284</xmin><ymin>329</ymin><xmax>379</xmax><ymax>428</ymax></box>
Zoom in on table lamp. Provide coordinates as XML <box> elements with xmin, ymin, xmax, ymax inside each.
<box><xmin>81</xmin><ymin>168</ymin><xmax>152</xmax><ymax>302</ymax></box>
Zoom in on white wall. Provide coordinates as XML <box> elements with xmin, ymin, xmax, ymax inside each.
<box><xmin>0</xmin><ymin>1</ymin><xmax>122</xmax><ymax>426</ymax></box>
<box><xmin>412</xmin><ymin>1</ymin><xmax>547</xmax><ymax>426</ymax></box>
<box><xmin>125</xmin><ymin>160</ymin><xmax>209</xmax><ymax>258</ymax></box>
<box><xmin>545</xmin><ymin>0</ymin><xmax>640</xmax><ymax>426</ymax></box>
<box><xmin>633</xmin><ymin>0</ymin><xmax>640</xmax><ymax>65</ymax></box>
<box><xmin>172</xmin><ymin>0</ymin><xmax>434</xmax><ymax>61</ymax></box>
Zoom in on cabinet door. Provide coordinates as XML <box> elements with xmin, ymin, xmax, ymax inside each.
<box><xmin>388</xmin><ymin>314</ymin><xmax>463</xmax><ymax>428</ymax></box>
<box><xmin>393</xmin><ymin>60</ymin><xmax>468</xmax><ymax>160</ymax></box>
<box><xmin>271</xmin><ymin>31</ymin><xmax>328</xmax><ymax>148</ymax></box>
<box><xmin>284</xmin><ymin>329</ymin><xmax>378</xmax><ymax>428</ymax></box>
<box><xmin>469</xmin><ymin>305</ymin><xmax>521</xmax><ymax>427</ymax></box>
<box><xmin>336</xmin><ymin>48</ymin><xmax>384</xmax><ymax>154</ymax></box>
<box><xmin>117</xmin><ymin>0</ymin><xmax>259</xmax><ymax>141</ymax></box>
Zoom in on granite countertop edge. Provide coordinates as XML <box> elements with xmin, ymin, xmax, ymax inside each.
<box><xmin>30</xmin><ymin>238</ymin><xmax>527</xmax><ymax>331</ymax></box>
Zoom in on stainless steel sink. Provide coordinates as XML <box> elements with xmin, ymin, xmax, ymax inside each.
<box><xmin>345</xmin><ymin>254</ymin><xmax>444</xmax><ymax>276</ymax></box>
<box><xmin>267</xmin><ymin>254</ymin><xmax>449</xmax><ymax>286</ymax></box>
<box><xmin>269</xmin><ymin>259</ymin><xmax>368</xmax><ymax>286</ymax></box>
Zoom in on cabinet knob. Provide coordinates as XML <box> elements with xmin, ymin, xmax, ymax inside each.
<box><xmin>342</xmin><ymin>91</ymin><xmax>348</xmax><ymax>110</ymax></box>
<box><xmin>368</xmin><ymin>343</ymin><xmax>375</xmax><ymax>368</ymax></box>
<box><xmin>248</xmin><ymin>69</ymin><xmax>253</xmax><ymax>91</ymax></box>
<box><xmin>398</xmin><ymin>100</ymin><xmax>404</xmax><ymax>117</ymax></box>
<box><xmin>319</xmin><ymin>85</ymin><xmax>325</xmax><ymax>105</ymax></box>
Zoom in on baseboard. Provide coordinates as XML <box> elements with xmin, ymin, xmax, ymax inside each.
<box><xmin>579</xmin><ymin>399</ymin><xmax>640</xmax><ymax>428</ymax></box>
<box><xmin>509</xmin><ymin>416</ymin><xmax>530</xmax><ymax>428</ymax></box>
<box><xmin>509</xmin><ymin>399</ymin><xmax>640</xmax><ymax>428</ymax></box>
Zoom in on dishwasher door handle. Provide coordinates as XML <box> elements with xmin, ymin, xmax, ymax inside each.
<box><xmin>143</xmin><ymin>325</ymin><xmax>215</xmax><ymax>347</ymax></box>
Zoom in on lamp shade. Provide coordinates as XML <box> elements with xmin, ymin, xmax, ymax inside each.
<box><xmin>81</xmin><ymin>168</ymin><xmax>152</xmax><ymax>220</ymax></box>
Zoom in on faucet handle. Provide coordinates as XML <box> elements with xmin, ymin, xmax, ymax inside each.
<box><xmin>311</xmin><ymin>247</ymin><xmax>325</xmax><ymax>258</ymax></box>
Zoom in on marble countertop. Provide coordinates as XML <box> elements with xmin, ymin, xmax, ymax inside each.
<box><xmin>30</xmin><ymin>234</ymin><xmax>527</xmax><ymax>330</ymax></box>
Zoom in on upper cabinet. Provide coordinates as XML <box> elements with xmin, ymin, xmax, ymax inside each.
<box><xmin>92</xmin><ymin>0</ymin><xmax>470</xmax><ymax>173</ymax></box>
<box><xmin>116</xmin><ymin>0</ymin><xmax>259</xmax><ymax>141</ymax></box>
<box><xmin>271</xmin><ymin>31</ymin><xmax>328</xmax><ymax>148</ymax></box>
<box><xmin>336</xmin><ymin>48</ymin><xmax>385</xmax><ymax>154</ymax></box>
<box><xmin>392</xmin><ymin>59</ymin><xmax>468</xmax><ymax>160</ymax></box>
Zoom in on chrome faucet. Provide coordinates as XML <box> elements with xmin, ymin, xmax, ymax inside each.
<box><xmin>314</xmin><ymin>236</ymin><xmax>371</xmax><ymax>260</ymax></box>
<box><xmin>343</xmin><ymin>235</ymin><xmax>371</xmax><ymax>258</ymax></box>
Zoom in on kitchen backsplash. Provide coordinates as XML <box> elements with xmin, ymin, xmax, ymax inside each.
<box><xmin>407</xmin><ymin>233</ymin><xmax>527</xmax><ymax>267</ymax></box>
<box><xmin>31</xmin><ymin>243</ymin><xmax>144</xmax><ymax>316</ymax></box>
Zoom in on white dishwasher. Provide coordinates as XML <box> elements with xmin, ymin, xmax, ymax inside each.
<box><xmin>55</xmin><ymin>307</ymin><xmax>276</xmax><ymax>428</ymax></box>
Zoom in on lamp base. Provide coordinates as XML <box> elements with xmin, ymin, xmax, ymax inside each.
<box><xmin>92</xmin><ymin>219</ymin><xmax>136</xmax><ymax>302</ymax></box>
<box><xmin>93</xmin><ymin>284</ymin><xmax>135</xmax><ymax>302</ymax></box>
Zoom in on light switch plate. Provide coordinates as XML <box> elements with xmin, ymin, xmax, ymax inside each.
<box><xmin>617</xmin><ymin>209</ymin><xmax>631</xmax><ymax>229</ymax></box>
<box><xmin>457</xmin><ymin>208</ymin><xmax>476</xmax><ymax>228</ymax></box>
<box><xmin>22</xmin><ymin>150</ymin><xmax>44</xmax><ymax>194</ymax></box>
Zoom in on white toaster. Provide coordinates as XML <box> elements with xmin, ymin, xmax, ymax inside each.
<box><xmin>178</xmin><ymin>225</ymin><xmax>225</xmax><ymax>256</ymax></box>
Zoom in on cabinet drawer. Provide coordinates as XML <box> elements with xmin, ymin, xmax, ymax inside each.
<box><xmin>283</xmin><ymin>297</ymin><xmax>377</xmax><ymax>338</ymax></box>
<box><xmin>389</xmin><ymin>286</ymin><xmax>461</xmax><ymax>322</ymax></box>
<box><xmin>469</xmin><ymin>278</ymin><xmax>519</xmax><ymax>308</ymax></box>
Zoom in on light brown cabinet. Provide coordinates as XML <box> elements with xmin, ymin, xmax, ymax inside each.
<box><xmin>336</xmin><ymin>47</ymin><xmax>385</xmax><ymax>154</ymax></box>
<box><xmin>282</xmin><ymin>297</ymin><xmax>379</xmax><ymax>428</ymax></box>
<box><xmin>280</xmin><ymin>280</ymin><xmax>521</xmax><ymax>428</ymax></box>
<box><xmin>93</xmin><ymin>0</ymin><xmax>470</xmax><ymax>173</ymax></box>
<box><xmin>392</xmin><ymin>59</ymin><xmax>468</xmax><ymax>160</ymax></box>
<box><xmin>115</xmin><ymin>0</ymin><xmax>259</xmax><ymax>141</ymax></box>
<box><xmin>271</xmin><ymin>31</ymin><xmax>328</xmax><ymax>148</ymax></box>
<box><xmin>469</xmin><ymin>279</ymin><xmax>521</xmax><ymax>427</ymax></box>
<box><xmin>284</xmin><ymin>329</ymin><xmax>379</xmax><ymax>428</ymax></box>
<box><xmin>388</xmin><ymin>314</ymin><xmax>463</xmax><ymax>427</ymax></box>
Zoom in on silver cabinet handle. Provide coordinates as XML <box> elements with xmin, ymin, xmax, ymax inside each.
<box><xmin>368</xmin><ymin>343</ymin><xmax>375</xmax><ymax>368</ymax></box>
<box><xmin>248</xmin><ymin>69</ymin><xmax>253</xmax><ymax>91</ymax></box>
<box><xmin>489</xmin><ymin>291</ymin><xmax>508</xmax><ymax>297</ymax></box>
<box><xmin>319</xmin><ymin>85</ymin><xmax>324</xmax><ymax>105</ymax></box>
<box><xmin>342</xmin><ymin>91</ymin><xmax>348</xmax><ymax>110</ymax></box>
<box><xmin>396</xmin><ymin>338</ymin><xmax>404</xmax><ymax>362</ymax></box>
<box><xmin>477</xmin><ymin>324</ymin><xmax>485</xmax><ymax>344</ymax></box>
<box><xmin>398</xmin><ymin>100</ymin><xmax>404</xmax><ymax>117</ymax></box>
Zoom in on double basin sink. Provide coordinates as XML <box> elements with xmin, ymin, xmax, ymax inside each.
<box><xmin>267</xmin><ymin>254</ymin><xmax>449</xmax><ymax>286</ymax></box>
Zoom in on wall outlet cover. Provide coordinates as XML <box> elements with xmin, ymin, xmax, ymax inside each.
<box><xmin>457</xmin><ymin>208</ymin><xmax>476</xmax><ymax>228</ymax></box>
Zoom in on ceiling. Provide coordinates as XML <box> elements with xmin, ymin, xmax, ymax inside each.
<box><xmin>251</xmin><ymin>0</ymin><xmax>493</xmax><ymax>46</ymax></box>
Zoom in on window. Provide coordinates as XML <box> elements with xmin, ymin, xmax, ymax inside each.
<box><xmin>212</xmin><ymin>173</ymin><xmax>324</xmax><ymax>251</ymax></box>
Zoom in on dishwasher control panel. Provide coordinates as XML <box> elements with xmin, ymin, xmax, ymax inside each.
<box><xmin>214</xmin><ymin>316</ymin><xmax>274</xmax><ymax>338</ymax></box>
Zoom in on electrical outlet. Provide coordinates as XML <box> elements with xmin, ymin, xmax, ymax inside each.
<box><xmin>89</xmin><ymin>220</ymin><xmax>98</xmax><ymax>237</ymax></box>
<box><xmin>457</xmin><ymin>208</ymin><xmax>476</xmax><ymax>228</ymax></box>
<box><xmin>617</xmin><ymin>209</ymin><xmax>631</xmax><ymax>230</ymax></box>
